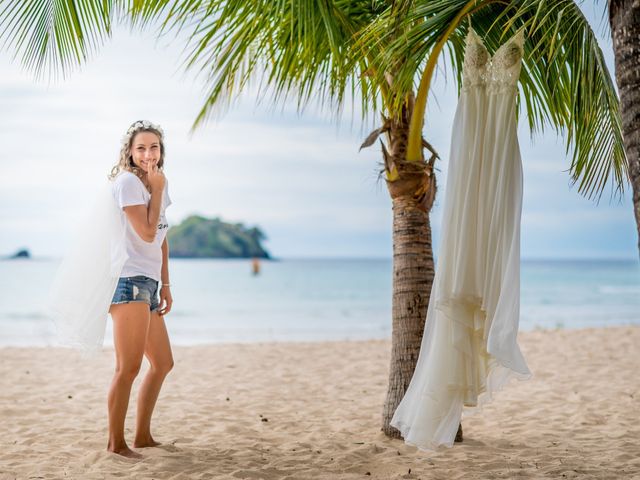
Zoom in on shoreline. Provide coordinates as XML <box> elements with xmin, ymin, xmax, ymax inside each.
<box><xmin>1</xmin><ymin>323</ymin><xmax>640</xmax><ymax>350</ymax></box>
<box><xmin>1</xmin><ymin>325</ymin><xmax>639</xmax><ymax>479</ymax></box>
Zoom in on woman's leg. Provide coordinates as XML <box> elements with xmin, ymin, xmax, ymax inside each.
<box><xmin>133</xmin><ymin>311</ymin><xmax>174</xmax><ymax>447</ymax></box>
<box><xmin>107</xmin><ymin>303</ymin><xmax>150</xmax><ymax>457</ymax></box>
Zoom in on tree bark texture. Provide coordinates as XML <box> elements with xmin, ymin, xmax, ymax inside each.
<box><xmin>610</xmin><ymin>0</ymin><xmax>640</xmax><ymax>255</ymax></box>
<box><xmin>381</xmin><ymin>109</ymin><xmax>437</xmax><ymax>438</ymax></box>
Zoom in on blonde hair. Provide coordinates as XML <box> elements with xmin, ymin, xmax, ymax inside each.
<box><xmin>109</xmin><ymin>120</ymin><xmax>166</xmax><ymax>180</ymax></box>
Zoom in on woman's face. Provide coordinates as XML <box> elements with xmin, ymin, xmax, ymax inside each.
<box><xmin>130</xmin><ymin>131</ymin><xmax>161</xmax><ymax>173</ymax></box>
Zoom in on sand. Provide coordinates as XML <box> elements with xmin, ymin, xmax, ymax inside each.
<box><xmin>1</xmin><ymin>326</ymin><xmax>639</xmax><ymax>479</ymax></box>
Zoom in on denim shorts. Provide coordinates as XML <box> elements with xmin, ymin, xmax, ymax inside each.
<box><xmin>111</xmin><ymin>275</ymin><xmax>160</xmax><ymax>312</ymax></box>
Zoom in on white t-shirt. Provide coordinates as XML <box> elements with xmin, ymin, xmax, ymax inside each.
<box><xmin>111</xmin><ymin>171</ymin><xmax>171</xmax><ymax>282</ymax></box>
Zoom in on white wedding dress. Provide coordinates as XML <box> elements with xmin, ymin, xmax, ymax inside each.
<box><xmin>48</xmin><ymin>181</ymin><xmax>128</xmax><ymax>353</ymax></box>
<box><xmin>390</xmin><ymin>28</ymin><xmax>532</xmax><ymax>450</ymax></box>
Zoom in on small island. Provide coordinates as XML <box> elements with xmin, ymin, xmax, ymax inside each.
<box><xmin>167</xmin><ymin>215</ymin><xmax>271</xmax><ymax>259</ymax></box>
<box><xmin>7</xmin><ymin>249</ymin><xmax>31</xmax><ymax>259</ymax></box>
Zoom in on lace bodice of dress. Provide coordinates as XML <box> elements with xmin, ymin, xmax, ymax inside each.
<box><xmin>488</xmin><ymin>30</ymin><xmax>524</xmax><ymax>93</ymax></box>
<box><xmin>462</xmin><ymin>28</ymin><xmax>524</xmax><ymax>94</ymax></box>
<box><xmin>462</xmin><ymin>28</ymin><xmax>489</xmax><ymax>90</ymax></box>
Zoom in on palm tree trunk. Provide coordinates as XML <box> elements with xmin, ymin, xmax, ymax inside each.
<box><xmin>381</xmin><ymin>113</ymin><xmax>436</xmax><ymax>437</ymax></box>
<box><xmin>609</xmin><ymin>0</ymin><xmax>640</xmax><ymax>255</ymax></box>
<box><xmin>382</xmin><ymin>195</ymin><xmax>434</xmax><ymax>438</ymax></box>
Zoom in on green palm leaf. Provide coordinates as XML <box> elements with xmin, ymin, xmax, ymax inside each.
<box><xmin>127</xmin><ymin>0</ymin><xmax>387</xmax><ymax>128</ymax></box>
<box><xmin>0</xmin><ymin>0</ymin><xmax>119</xmax><ymax>79</ymax></box>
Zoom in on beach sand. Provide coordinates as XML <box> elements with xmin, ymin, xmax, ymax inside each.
<box><xmin>1</xmin><ymin>326</ymin><xmax>639</xmax><ymax>479</ymax></box>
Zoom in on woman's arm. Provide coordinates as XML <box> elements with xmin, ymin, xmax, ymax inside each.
<box><xmin>159</xmin><ymin>237</ymin><xmax>173</xmax><ymax>315</ymax></box>
<box><xmin>123</xmin><ymin>194</ymin><xmax>162</xmax><ymax>242</ymax></box>
<box><xmin>122</xmin><ymin>163</ymin><xmax>165</xmax><ymax>242</ymax></box>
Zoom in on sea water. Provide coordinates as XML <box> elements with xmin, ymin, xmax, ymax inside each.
<box><xmin>0</xmin><ymin>258</ymin><xmax>638</xmax><ymax>346</ymax></box>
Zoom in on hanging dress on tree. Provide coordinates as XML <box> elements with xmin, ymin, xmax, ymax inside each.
<box><xmin>390</xmin><ymin>28</ymin><xmax>532</xmax><ymax>451</ymax></box>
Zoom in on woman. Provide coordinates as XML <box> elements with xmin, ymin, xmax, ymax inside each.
<box><xmin>106</xmin><ymin>120</ymin><xmax>174</xmax><ymax>458</ymax></box>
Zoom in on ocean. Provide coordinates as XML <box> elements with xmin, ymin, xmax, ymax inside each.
<box><xmin>0</xmin><ymin>258</ymin><xmax>638</xmax><ymax>347</ymax></box>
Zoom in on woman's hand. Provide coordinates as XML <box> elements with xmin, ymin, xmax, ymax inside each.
<box><xmin>147</xmin><ymin>159</ymin><xmax>166</xmax><ymax>194</ymax></box>
<box><xmin>159</xmin><ymin>286</ymin><xmax>173</xmax><ymax>316</ymax></box>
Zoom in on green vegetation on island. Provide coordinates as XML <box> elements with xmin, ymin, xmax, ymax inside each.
<box><xmin>167</xmin><ymin>215</ymin><xmax>270</xmax><ymax>259</ymax></box>
<box><xmin>6</xmin><ymin>249</ymin><xmax>30</xmax><ymax>259</ymax></box>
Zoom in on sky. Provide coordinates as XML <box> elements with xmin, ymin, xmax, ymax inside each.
<box><xmin>0</xmin><ymin>2</ymin><xmax>637</xmax><ymax>260</ymax></box>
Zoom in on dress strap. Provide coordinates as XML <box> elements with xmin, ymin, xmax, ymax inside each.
<box><xmin>465</xmin><ymin>26</ymin><xmax>484</xmax><ymax>47</ymax></box>
<box><xmin>511</xmin><ymin>28</ymin><xmax>526</xmax><ymax>50</ymax></box>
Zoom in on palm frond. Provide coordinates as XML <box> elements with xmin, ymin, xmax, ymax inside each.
<box><xmin>0</xmin><ymin>0</ymin><xmax>122</xmax><ymax>80</ymax></box>
<box><xmin>127</xmin><ymin>0</ymin><xmax>388</xmax><ymax>130</ymax></box>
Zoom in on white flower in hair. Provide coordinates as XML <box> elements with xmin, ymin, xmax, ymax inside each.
<box><xmin>122</xmin><ymin>120</ymin><xmax>164</xmax><ymax>147</ymax></box>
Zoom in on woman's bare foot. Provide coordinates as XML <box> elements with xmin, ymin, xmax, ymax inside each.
<box><xmin>133</xmin><ymin>435</ymin><xmax>161</xmax><ymax>448</ymax></box>
<box><xmin>107</xmin><ymin>442</ymin><xmax>143</xmax><ymax>458</ymax></box>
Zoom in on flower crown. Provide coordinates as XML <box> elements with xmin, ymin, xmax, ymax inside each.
<box><xmin>121</xmin><ymin>120</ymin><xmax>164</xmax><ymax>147</ymax></box>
